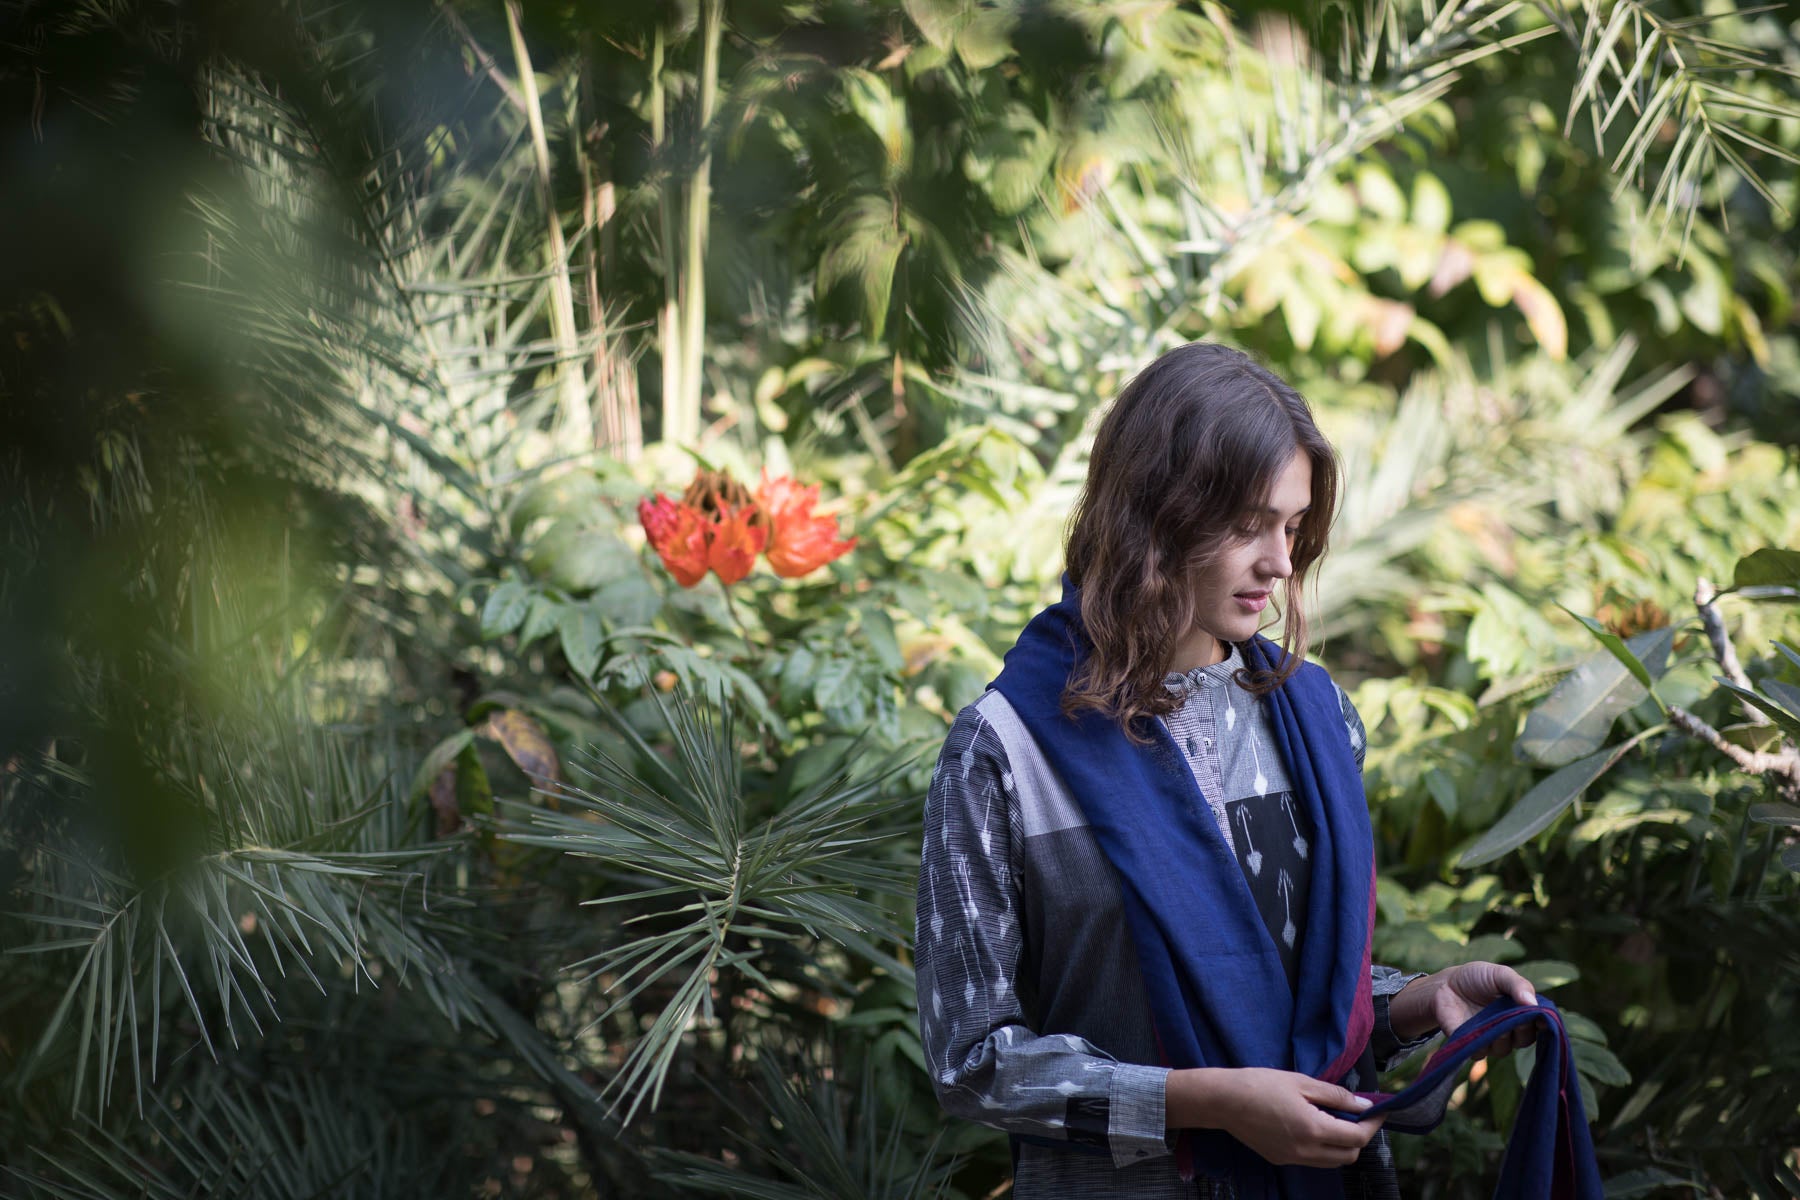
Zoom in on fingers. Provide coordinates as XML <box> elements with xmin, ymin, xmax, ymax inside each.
<box><xmin>1298</xmin><ymin>1078</ymin><xmax>1372</xmax><ymax>1114</ymax></box>
<box><xmin>1303</xmin><ymin>1111</ymin><xmax>1385</xmax><ymax>1167</ymax></box>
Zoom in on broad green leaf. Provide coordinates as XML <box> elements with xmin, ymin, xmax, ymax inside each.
<box><xmin>1518</xmin><ymin>627</ymin><xmax>1676</xmax><ymax>767</ymax></box>
<box><xmin>481</xmin><ymin>581</ymin><xmax>530</xmax><ymax>639</ymax></box>
<box><xmin>861</xmin><ymin>607</ymin><xmax>903</xmax><ymax>675</ymax></box>
<box><xmin>901</xmin><ymin>0</ymin><xmax>966</xmax><ymax>51</ymax></box>
<box><xmin>1281</xmin><ymin>287</ymin><xmax>1322</xmax><ymax>352</ymax></box>
<box><xmin>528</xmin><ymin>523</ymin><xmax>633</xmax><ymax>593</ymax></box>
<box><xmin>1513</xmin><ymin>959</ymin><xmax>1580</xmax><ymax>990</ymax></box>
<box><xmin>1560</xmin><ymin>609</ymin><xmax>1662</xmax><ymax>703</ymax></box>
<box><xmin>813</xmin><ymin>655</ymin><xmax>866</xmax><ymax>728</ymax></box>
<box><xmin>1573</xmin><ymin>1039</ymin><xmax>1631</xmax><ymax>1087</ymax></box>
<box><xmin>1461</xmin><ymin>739</ymin><xmax>1642</xmax><ymax>867</ymax></box>
<box><xmin>594</xmin><ymin>572</ymin><xmax>661</xmax><ymax>632</ymax></box>
<box><xmin>518</xmin><ymin>595</ymin><xmax>563</xmax><ymax>648</ymax></box>
<box><xmin>955</xmin><ymin>7</ymin><xmax>1016</xmax><ymax>69</ymax></box>
<box><xmin>1774</xmin><ymin>641</ymin><xmax>1800</xmax><ymax>674</ymax></box>
<box><xmin>410</xmin><ymin>728</ymin><xmax>475</xmax><ymax>800</ymax></box>
<box><xmin>455</xmin><ymin>740</ymin><xmax>494</xmax><ymax>820</ymax></box>
<box><xmin>1425</xmin><ymin>769</ymin><xmax>1459</xmax><ymax>819</ymax></box>
<box><xmin>1761</xmin><ymin>679</ymin><xmax>1800</xmax><ymax>722</ymax></box>
<box><xmin>1601</xmin><ymin>1168</ymin><xmax>1705</xmax><ymax>1197</ymax></box>
<box><xmin>1411</xmin><ymin>172</ymin><xmax>1451</xmax><ymax>235</ymax></box>
<box><xmin>1749</xmin><ymin>802</ymin><xmax>1800</xmax><ymax>827</ymax></box>
<box><xmin>508</xmin><ymin>470</ymin><xmax>610</xmax><ymax>539</ymax></box>
<box><xmin>780</xmin><ymin>645</ymin><xmax>818</xmax><ymax>713</ymax></box>
<box><xmin>1714</xmin><ymin>678</ymin><xmax>1800</xmax><ymax>740</ymax></box>
<box><xmin>842</xmin><ymin>69</ymin><xmax>911</xmax><ymax>172</ymax></box>
<box><xmin>559</xmin><ymin>605</ymin><xmax>604</xmax><ymax>679</ymax></box>
<box><xmin>1732</xmin><ymin>547</ymin><xmax>1800</xmax><ymax>590</ymax></box>
<box><xmin>817</xmin><ymin>194</ymin><xmax>906</xmax><ymax>340</ymax></box>
<box><xmin>1559</xmin><ymin>1010</ymin><xmax>1608</xmax><ymax>1046</ymax></box>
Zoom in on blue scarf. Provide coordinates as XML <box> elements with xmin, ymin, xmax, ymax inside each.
<box><xmin>990</xmin><ymin>581</ymin><xmax>1376</xmax><ymax>1199</ymax></box>
<box><xmin>1341</xmin><ymin>996</ymin><xmax>1604</xmax><ymax>1200</ymax></box>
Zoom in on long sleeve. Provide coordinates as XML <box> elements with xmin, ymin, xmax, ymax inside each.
<box><xmin>915</xmin><ymin>706</ymin><xmax>1173</xmax><ymax>1170</ymax></box>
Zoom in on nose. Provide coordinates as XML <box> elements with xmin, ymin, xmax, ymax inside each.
<box><xmin>1260</xmin><ymin>530</ymin><xmax>1293</xmax><ymax>580</ymax></box>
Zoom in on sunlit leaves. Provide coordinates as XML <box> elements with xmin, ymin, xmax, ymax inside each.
<box><xmin>1516</xmin><ymin>626</ymin><xmax>1676</xmax><ymax>767</ymax></box>
<box><xmin>1551</xmin><ymin>0</ymin><xmax>1800</xmax><ymax>260</ymax></box>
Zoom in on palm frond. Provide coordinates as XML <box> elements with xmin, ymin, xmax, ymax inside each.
<box><xmin>499</xmin><ymin>686</ymin><xmax>917</xmax><ymax>1124</ymax></box>
<box><xmin>5</xmin><ymin>698</ymin><xmax>485</xmax><ymax>1119</ymax></box>
<box><xmin>1166</xmin><ymin>0</ymin><xmax>1556</xmax><ymax>314</ymax></box>
<box><xmin>187</xmin><ymin>3</ymin><xmax>630</xmax><ymax>678</ymax></box>
<box><xmin>1544</xmin><ymin>0</ymin><xmax>1800</xmax><ymax>258</ymax></box>
<box><xmin>9</xmin><ymin>1067</ymin><xmax>478</xmax><ymax>1200</ymax></box>
<box><xmin>651</xmin><ymin>1052</ymin><xmax>957</xmax><ymax>1200</ymax></box>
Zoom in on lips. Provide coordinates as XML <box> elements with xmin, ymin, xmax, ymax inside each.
<box><xmin>1234</xmin><ymin>590</ymin><xmax>1271</xmax><ymax>613</ymax></box>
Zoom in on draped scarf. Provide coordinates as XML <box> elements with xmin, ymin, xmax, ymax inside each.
<box><xmin>990</xmin><ymin>580</ymin><xmax>1376</xmax><ymax>1199</ymax></box>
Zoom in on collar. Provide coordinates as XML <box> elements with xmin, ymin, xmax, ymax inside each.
<box><xmin>1163</xmin><ymin>642</ymin><xmax>1245</xmax><ymax>694</ymax></box>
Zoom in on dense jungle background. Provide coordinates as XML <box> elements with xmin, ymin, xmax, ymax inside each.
<box><xmin>4</xmin><ymin>0</ymin><xmax>1800</xmax><ymax>1196</ymax></box>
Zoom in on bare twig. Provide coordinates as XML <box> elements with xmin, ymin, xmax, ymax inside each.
<box><xmin>1696</xmin><ymin>578</ymin><xmax>1768</xmax><ymax>726</ymax></box>
<box><xmin>1667</xmin><ymin>705</ymin><xmax>1800</xmax><ymax>800</ymax></box>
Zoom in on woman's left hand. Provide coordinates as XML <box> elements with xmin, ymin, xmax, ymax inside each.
<box><xmin>1388</xmin><ymin>961</ymin><xmax>1540</xmax><ymax>1056</ymax></box>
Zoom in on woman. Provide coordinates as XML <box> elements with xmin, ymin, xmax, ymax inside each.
<box><xmin>915</xmin><ymin>343</ymin><xmax>1536</xmax><ymax>1199</ymax></box>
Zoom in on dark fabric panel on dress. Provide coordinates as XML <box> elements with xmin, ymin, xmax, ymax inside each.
<box><xmin>1224</xmin><ymin>791</ymin><xmax>1316</xmax><ymax>991</ymax></box>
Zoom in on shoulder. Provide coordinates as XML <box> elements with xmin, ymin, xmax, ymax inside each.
<box><xmin>1324</xmin><ymin>675</ymin><xmax>1368</xmax><ymax>769</ymax></box>
<box><xmin>1263</xmin><ymin>642</ymin><xmax>1367</xmax><ymax>768</ymax></box>
<box><xmin>933</xmin><ymin>693</ymin><xmax>1015</xmax><ymax>788</ymax></box>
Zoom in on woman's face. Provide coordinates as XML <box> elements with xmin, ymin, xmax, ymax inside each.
<box><xmin>1183</xmin><ymin>449</ymin><xmax>1313</xmax><ymax>664</ymax></box>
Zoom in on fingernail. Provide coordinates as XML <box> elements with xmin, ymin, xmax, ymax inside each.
<box><xmin>1350</xmin><ymin>1095</ymin><xmax>1373</xmax><ymax>1110</ymax></box>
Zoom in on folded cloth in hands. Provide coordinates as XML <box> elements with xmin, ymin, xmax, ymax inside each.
<box><xmin>1334</xmin><ymin>995</ymin><xmax>1604</xmax><ymax>1200</ymax></box>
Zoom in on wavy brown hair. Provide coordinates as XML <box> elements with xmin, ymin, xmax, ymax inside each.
<box><xmin>1062</xmin><ymin>342</ymin><xmax>1339</xmax><ymax>735</ymax></box>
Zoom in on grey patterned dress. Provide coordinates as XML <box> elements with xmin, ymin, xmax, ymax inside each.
<box><xmin>914</xmin><ymin>644</ymin><xmax>1432</xmax><ymax>1198</ymax></box>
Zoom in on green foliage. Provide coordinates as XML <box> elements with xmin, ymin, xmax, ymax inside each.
<box><xmin>8</xmin><ymin>0</ymin><xmax>1800</xmax><ymax>1195</ymax></box>
<box><xmin>500</xmin><ymin>689</ymin><xmax>916</xmax><ymax>1122</ymax></box>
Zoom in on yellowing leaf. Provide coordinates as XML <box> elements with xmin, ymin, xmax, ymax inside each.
<box><xmin>482</xmin><ymin>708</ymin><xmax>562</xmax><ymax>787</ymax></box>
<box><xmin>1282</xmin><ymin>287</ymin><xmax>1322</xmax><ymax>352</ymax></box>
<box><xmin>1511</xmin><ymin>273</ymin><xmax>1568</xmax><ymax>360</ymax></box>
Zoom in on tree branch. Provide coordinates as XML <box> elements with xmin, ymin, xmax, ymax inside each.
<box><xmin>1695</xmin><ymin>578</ymin><xmax>1768</xmax><ymax>726</ymax></box>
<box><xmin>1667</xmin><ymin>705</ymin><xmax>1800</xmax><ymax>800</ymax></box>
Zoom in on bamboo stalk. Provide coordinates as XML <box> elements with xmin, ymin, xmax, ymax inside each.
<box><xmin>674</xmin><ymin>0</ymin><xmax>723</xmax><ymax>448</ymax></box>
<box><xmin>652</xmin><ymin>25</ymin><xmax>685</xmax><ymax>445</ymax></box>
<box><xmin>505</xmin><ymin>0</ymin><xmax>592</xmax><ymax>449</ymax></box>
<box><xmin>576</xmin><ymin>52</ymin><xmax>640</xmax><ymax>461</ymax></box>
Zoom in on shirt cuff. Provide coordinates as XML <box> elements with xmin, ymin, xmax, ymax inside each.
<box><xmin>1372</xmin><ymin>971</ymin><xmax>1437</xmax><ymax>1070</ymax></box>
<box><xmin>1106</xmin><ymin>1062</ymin><xmax>1172</xmax><ymax>1169</ymax></box>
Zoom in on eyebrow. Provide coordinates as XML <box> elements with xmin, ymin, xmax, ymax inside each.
<box><xmin>1252</xmin><ymin>505</ymin><xmax>1312</xmax><ymax>517</ymax></box>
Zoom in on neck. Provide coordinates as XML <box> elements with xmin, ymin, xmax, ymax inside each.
<box><xmin>1168</xmin><ymin>628</ymin><xmax>1227</xmax><ymax>674</ymax></box>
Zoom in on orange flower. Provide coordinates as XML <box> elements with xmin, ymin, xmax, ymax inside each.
<box><xmin>638</xmin><ymin>494</ymin><xmax>709</xmax><ymax>587</ymax></box>
<box><xmin>756</xmin><ymin>472</ymin><xmax>856</xmax><ymax>578</ymax></box>
<box><xmin>706</xmin><ymin>504</ymin><xmax>766</xmax><ymax>585</ymax></box>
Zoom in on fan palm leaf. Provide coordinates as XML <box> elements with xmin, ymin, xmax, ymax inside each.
<box><xmin>501</xmin><ymin>685</ymin><xmax>917</xmax><ymax>1124</ymax></box>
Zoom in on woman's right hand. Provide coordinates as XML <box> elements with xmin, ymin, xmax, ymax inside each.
<box><xmin>1166</xmin><ymin>1067</ymin><xmax>1384</xmax><ymax>1168</ymax></box>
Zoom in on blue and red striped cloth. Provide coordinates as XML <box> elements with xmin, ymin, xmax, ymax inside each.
<box><xmin>1338</xmin><ymin>996</ymin><xmax>1604</xmax><ymax>1200</ymax></box>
